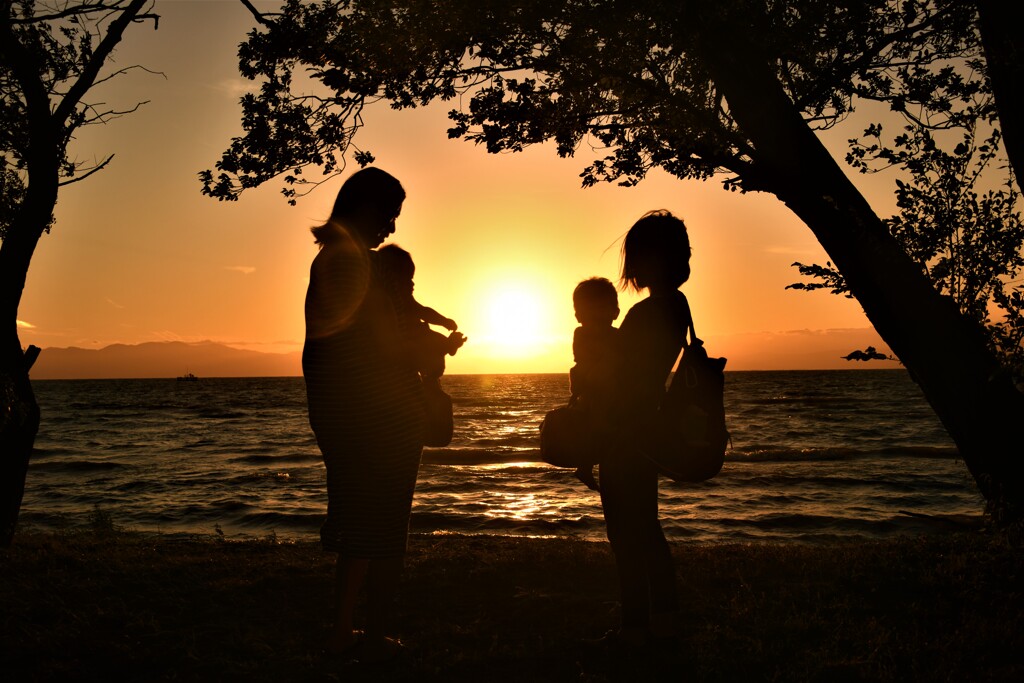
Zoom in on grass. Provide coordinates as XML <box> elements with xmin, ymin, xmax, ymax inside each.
<box><xmin>1</xmin><ymin>526</ymin><xmax>1022</xmax><ymax>682</ymax></box>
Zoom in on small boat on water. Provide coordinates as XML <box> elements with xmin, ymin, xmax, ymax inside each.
<box><xmin>176</xmin><ymin>371</ymin><xmax>198</xmax><ymax>382</ymax></box>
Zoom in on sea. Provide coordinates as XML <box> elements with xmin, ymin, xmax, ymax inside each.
<box><xmin>20</xmin><ymin>371</ymin><xmax>984</xmax><ymax>545</ymax></box>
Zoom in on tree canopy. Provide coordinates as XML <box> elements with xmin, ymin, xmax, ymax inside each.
<box><xmin>205</xmin><ymin>0</ymin><xmax>984</xmax><ymax>201</ymax></box>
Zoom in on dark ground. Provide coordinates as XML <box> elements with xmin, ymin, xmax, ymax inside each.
<box><xmin>2</xmin><ymin>524</ymin><xmax>1022</xmax><ymax>682</ymax></box>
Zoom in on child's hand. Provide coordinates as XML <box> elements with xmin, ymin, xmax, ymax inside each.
<box><xmin>446</xmin><ymin>331</ymin><xmax>467</xmax><ymax>355</ymax></box>
<box><xmin>443</xmin><ymin>317</ymin><xmax>458</xmax><ymax>332</ymax></box>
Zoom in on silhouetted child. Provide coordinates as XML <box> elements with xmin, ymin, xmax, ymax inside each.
<box><xmin>568</xmin><ymin>277</ymin><xmax>621</xmax><ymax>491</ymax></box>
<box><xmin>376</xmin><ymin>243</ymin><xmax>466</xmax><ymax>384</ymax></box>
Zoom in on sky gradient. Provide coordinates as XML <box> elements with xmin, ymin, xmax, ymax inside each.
<box><xmin>17</xmin><ymin>0</ymin><xmax>901</xmax><ymax>374</ymax></box>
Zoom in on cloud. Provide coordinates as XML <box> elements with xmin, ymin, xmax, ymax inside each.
<box><xmin>151</xmin><ymin>330</ymin><xmax>185</xmax><ymax>342</ymax></box>
<box><xmin>763</xmin><ymin>245</ymin><xmax>825</xmax><ymax>257</ymax></box>
<box><xmin>210</xmin><ymin>77</ymin><xmax>255</xmax><ymax>98</ymax></box>
<box><xmin>106</xmin><ymin>298</ymin><xmax>125</xmax><ymax>309</ymax></box>
<box><xmin>16</xmin><ymin>319</ymin><xmax>35</xmax><ymax>329</ymax></box>
<box><xmin>225</xmin><ymin>265</ymin><xmax>256</xmax><ymax>275</ymax></box>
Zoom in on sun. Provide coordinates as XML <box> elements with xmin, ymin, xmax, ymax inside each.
<box><xmin>478</xmin><ymin>285</ymin><xmax>552</xmax><ymax>354</ymax></box>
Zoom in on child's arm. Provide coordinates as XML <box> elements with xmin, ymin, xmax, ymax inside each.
<box><xmin>411</xmin><ymin>297</ymin><xmax>458</xmax><ymax>331</ymax></box>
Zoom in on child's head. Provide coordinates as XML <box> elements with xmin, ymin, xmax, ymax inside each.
<box><xmin>376</xmin><ymin>243</ymin><xmax>416</xmax><ymax>295</ymax></box>
<box><xmin>573</xmin><ymin>277</ymin><xmax>620</xmax><ymax>327</ymax></box>
<box><xmin>620</xmin><ymin>210</ymin><xmax>691</xmax><ymax>292</ymax></box>
<box><xmin>377</xmin><ymin>243</ymin><xmax>415</xmax><ymax>279</ymax></box>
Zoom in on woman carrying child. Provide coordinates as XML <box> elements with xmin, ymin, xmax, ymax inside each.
<box><xmin>598</xmin><ymin>209</ymin><xmax>694</xmax><ymax>650</ymax></box>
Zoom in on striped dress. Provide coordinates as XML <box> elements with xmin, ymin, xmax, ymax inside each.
<box><xmin>302</xmin><ymin>231</ymin><xmax>426</xmax><ymax>558</ymax></box>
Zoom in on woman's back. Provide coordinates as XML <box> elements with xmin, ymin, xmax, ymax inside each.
<box><xmin>616</xmin><ymin>290</ymin><xmax>691</xmax><ymax>416</ymax></box>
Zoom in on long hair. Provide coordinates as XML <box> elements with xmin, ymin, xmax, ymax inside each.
<box><xmin>311</xmin><ymin>167</ymin><xmax>406</xmax><ymax>245</ymax></box>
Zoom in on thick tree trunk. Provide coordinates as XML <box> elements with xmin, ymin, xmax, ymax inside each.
<box><xmin>700</xmin><ymin>18</ymin><xmax>1024</xmax><ymax>522</ymax></box>
<box><xmin>977</xmin><ymin>0</ymin><xmax>1024</xmax><ymax>185</ymax></box>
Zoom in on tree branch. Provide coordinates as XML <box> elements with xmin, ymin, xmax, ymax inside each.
<box><xmin>53</xmin><ymin>0</ymin><xmax>153</xmax><ymax>127</ymax></box>
<box><xmin>58</xmin><ymin>154</ymin><xmax>115</xmax><ymax>186</ymax></box>
<box><xmin>237</xmin><ymin>0</ymin><xmax>276</xmax><ymax>26</ymax></box>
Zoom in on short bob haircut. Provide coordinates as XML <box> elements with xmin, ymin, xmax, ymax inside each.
<box><xmin>620</xmin><ymin>210</ymin><xmax>691</xmax><ymax>292</ymax></box>
<box><xmin>311</xmin><ymin>167</ymin><xmax>406</xmax><ymax>245</ymax></box>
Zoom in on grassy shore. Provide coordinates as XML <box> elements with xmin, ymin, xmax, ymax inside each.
<box><xmin>2</xmin><ymin>524</ymin><xmax>1022</xmax><ymax>682</ymax></box>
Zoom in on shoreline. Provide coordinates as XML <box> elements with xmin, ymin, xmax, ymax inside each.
<box><xmin>3</xmin><ymin>527</ymin><xmax>1022</xmax><ymax>681</ymax></box>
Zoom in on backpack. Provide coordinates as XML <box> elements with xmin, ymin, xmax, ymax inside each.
<box><xmin>637</xmin><ymin>334</ymin><xmax>728</xmax><ymax>482</ymax></box>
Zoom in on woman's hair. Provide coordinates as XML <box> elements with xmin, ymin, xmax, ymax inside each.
<box><xmin>620</xmin><ymin>210</ymin><xmax>691</xmax><ymax>292</ymax></box>
<box><xmin>312</xmin><ymin>167</ymin><xmax>406</xmax><ymax>245</ymax></box>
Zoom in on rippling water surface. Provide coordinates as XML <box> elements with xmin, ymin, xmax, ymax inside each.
<box><xmin>23</xmin><ymin>371</ymin><xmax>981</xmax><ymax>544</ymax></box>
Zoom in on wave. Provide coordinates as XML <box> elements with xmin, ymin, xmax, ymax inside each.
<box><xmin>410</xmin><ymin>510</ymin><xmax>602</xmax><ymax>538</ymax></box>
<box><xmin>739</xmin><ymin>396</ymin><xmax>873</xmax><ymax>406</ymax></box>
<box><xmin>228</xmin><ymin>453</ymin><xmax>322</xmax><ymax>464</ymax></box>
<box><xmin>422</xmin><ymin>448</ymin><xmax>543</xmax><ymax>465</ymax></box>
<box><xmin>725</xmin><ymin>445</ymin><xmax>959</xmax><ymax>462</ymax></box>
<box><xmin>421</xmin><ymin>444</ymin><xmax>960</xmax><ymax>467</ymax></box>
<box><xmin>28</xmin><ymin>460</ymin><xmax>127</xmax><ymax>472</ymax></box>
<box><xmin>235</xmin><ymin>510</ymin><xmax>325</xmax><ymax>530</ymax></box>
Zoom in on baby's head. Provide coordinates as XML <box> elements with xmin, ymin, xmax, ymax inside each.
<box><xmin>377</xmin><ymin>243</ymin><xmax>416</xmax><ymax>294</ymax></box>
<box><xmin>573</xmin><ymin>277</ymin><xmax>619</xmax><ymax>327</ymax></box>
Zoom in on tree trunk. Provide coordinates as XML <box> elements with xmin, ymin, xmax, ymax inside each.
<box><xmin>0</xmin><ymin>345</ymin><xmax>40</xmax><ymax>547</ymax></box>
<box><xmin>977</xmin><ymin>0</ymin><xmax>1024</xmax><ymax>185</ymax></box>
<box><xmin>699</xmin><ymin>17</ymin><xmax>1024</xmax><ymax>523</ymax></box>
<box><xmin>0</xmin><ymin>178</ymin><xmax>53</xmax><ymax>545</ymax></box>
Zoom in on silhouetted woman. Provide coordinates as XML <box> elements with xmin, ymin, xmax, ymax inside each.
<box><xmin>599</xmin><ymin>210</ymin><xmax>692</xmax><ymax>648</ymax></box>
<box><xmin>302</xmin><ymin>167</ymin><xmax>425</xmax><ymax>662</ymax></box>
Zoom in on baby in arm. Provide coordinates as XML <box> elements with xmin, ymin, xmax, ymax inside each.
<box><xmin>568</xmin><ymin>277</ymin><xmax>621</xmax><ymax>491</ymax></box>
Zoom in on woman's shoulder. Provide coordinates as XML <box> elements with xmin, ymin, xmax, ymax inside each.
<box><xmin>625</xmin><ymin>289</ymin><xmax>688</xmax><ymax>315</ymax></box>
<box><xmin>311</xmin><ymin>234</ymin><xmax>371</xmax><ymax>273</ymax></box>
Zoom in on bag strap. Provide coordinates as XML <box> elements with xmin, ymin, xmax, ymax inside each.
<box><xmin>668</xmin><ymin>293</ymin><xmax>700</xmax><ymax>382</ymax></box>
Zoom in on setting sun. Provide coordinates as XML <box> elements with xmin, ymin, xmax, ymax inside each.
<box><xmin>478</xmin><ymin>284</ymin><xmax>554</xmax><ymax>355</ymax></box>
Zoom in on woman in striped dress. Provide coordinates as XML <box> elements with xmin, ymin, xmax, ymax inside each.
<box><xmin>302</xmin><ymin>168</ymin><xmax>426</xmax><ymax>661</ymax></box>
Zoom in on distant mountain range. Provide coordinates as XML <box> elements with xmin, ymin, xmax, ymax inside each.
<box><xmin>29</xmin><ymin>341</ymin><xmax>302</xmax><ymax>379</ymax></box>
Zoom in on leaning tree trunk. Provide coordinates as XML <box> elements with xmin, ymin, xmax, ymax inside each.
<box><xmin>699</xmin><ymin>18</ymin><xmax>1024</xmax><ymax>523</ymax></box>
<box><xmin>977</xmin><ymin>0</ymin><xmax>1024</xmax><ymax>187</ymax></box>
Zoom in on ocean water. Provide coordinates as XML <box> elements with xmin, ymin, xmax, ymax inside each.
<box><xmin>21</xmin><ymin>371</ymin><xmax>983</xmax><ymax>544</ymax></box>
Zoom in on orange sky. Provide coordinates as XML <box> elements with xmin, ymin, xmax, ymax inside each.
<box><xmin>16</xmin><ymin>0</ymin><xmax>902</xmax><ymax>374</ymax></box>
